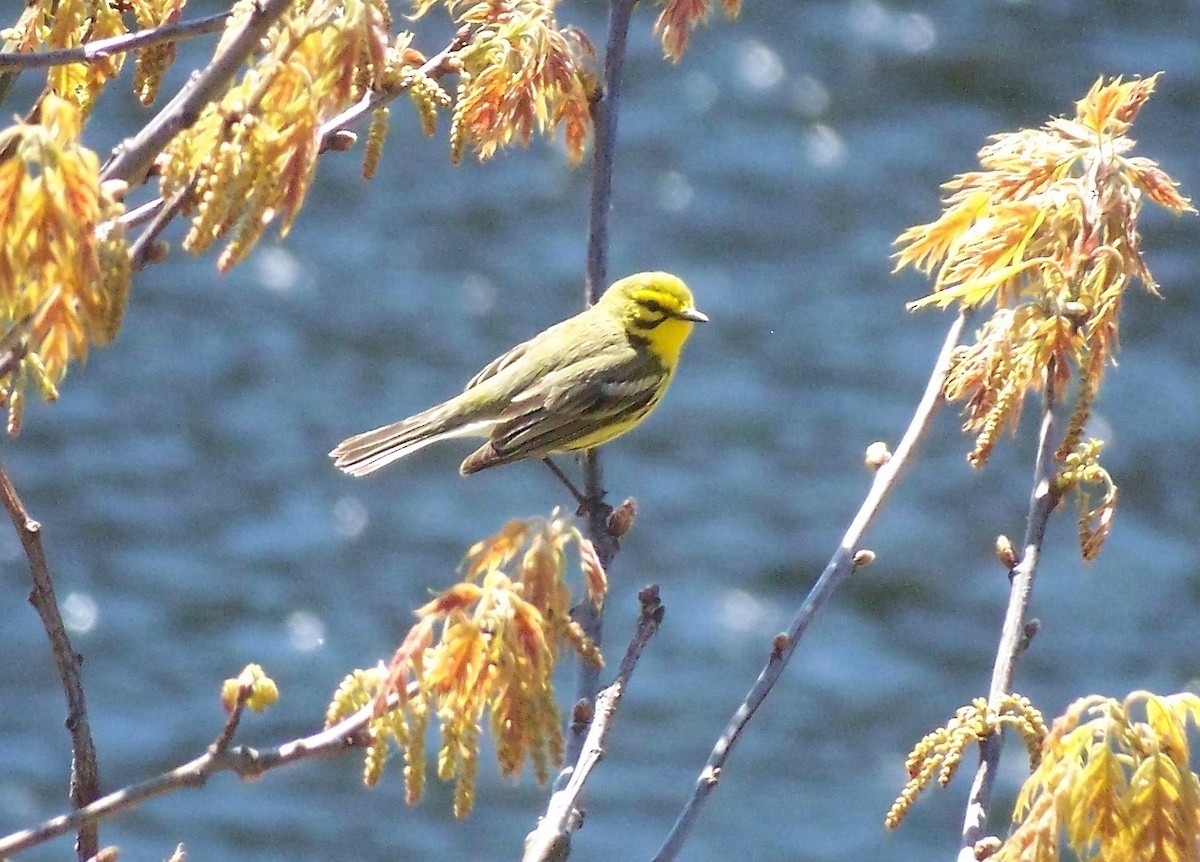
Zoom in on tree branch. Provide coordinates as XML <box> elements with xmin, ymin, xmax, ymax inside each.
<box><xmin>0</xmin><ymin>11</ymin><xmax>229</xmax><ymax>71</ymax></box>
<box><xmin>111</xmin><ymin>30</ymin><xmax>470</xmax><ymax>268</ymax></box>
<box><xmin>523</xmin><ymin>586</ymin><xmax>665</xmax><ymax>862</ymax></box>
<box><xmin>539</xmin><ymin>0</ymin><xmax>638</xmax><ymax>838</ymax></box>
<box><xmin>0</xmin><ymin>698</ymin><xmax>383</xmax><ymax>858</ymax></box>
<box><xmin>101</xmin><ymin>0</ymin><xmax>294</xmax><ymax>187</ymax></box>
<box><xmin>316</xmin><ymin>27</ymin><xmax>470</xmax><ymax>150</ymax></box>
<box><xmin>0</xmin><ymin>463</ymin><xmax>100</xmax><ymax>861</ymax></box>
<box><xmin>651</xmin><ymin>313</ymin><xmax>970</xmax><ymax>862</ymax></box>
<box><xmin>956</xmin><ymin>368</ymin><xmax>1062</xmax><ymax>861</ymax></box>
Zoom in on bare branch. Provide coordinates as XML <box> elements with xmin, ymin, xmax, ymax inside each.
<box><xmin>0</xmin><ymin>699</ymin><xmax>381</xmax><ymax>858</ymax></box>
<box><xmin>651</xmin><ymin>313</ymin><xmax>970</xmax><ymax>862</ymax></box>
<box><xmin>523</xmin><ymin>586</ymin><xmax>665</xmax><ymax>862</ymax></box>
<box><xmin>0</xmin><ymin>464</ymin><xmax>101</xmax><ymax>861</ymax></box>
<box><xmin>101</xmin><ymin>0</ymin><xmax>294</xmax><ymax>187</ymax></box>
<box><xmin>565</xmin><ymin>0</ymin><xmax>640</xmax><ymax>792</ymax></box>
<box><xmin>957</xmin><ymin>369</ymin><xmax>1063</xmax><ymax>861</ymax></box>
<box><xmin>0</xmin><ymin>11</ymin><xmax>229</xmax><ymax>71</ymax></box>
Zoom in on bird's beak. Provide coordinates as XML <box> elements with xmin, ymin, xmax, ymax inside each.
<box><xmin>678</xmin><ymin>307</ymin><xmax>709</xmax><ymax>323</ymax></box>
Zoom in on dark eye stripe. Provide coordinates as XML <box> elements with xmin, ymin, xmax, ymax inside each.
<box><xmin>642</xmin><ymin>314</ymin><xmax>669</xmax><ymax>329</ymax></box>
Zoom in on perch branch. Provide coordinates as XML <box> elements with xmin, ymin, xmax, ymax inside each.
<box><xmin>956</xmin><ymin>370</ymin><xmax>1062</xmax><ymax>860</ymax></box>
<box><xmin>0</xmin><ymin>11</ymin><xmax>229</xmax><ymax>71</ymax></box>
<box><xmin>567</xmin><ymin>0</ymin><xmax>639</xmax><ymax>781</ymax></box>
<box><xmin>651</xmin><ymin>312</ymin><xmax>969</xmax><ymax>862</ymax></box>
<box><xmin>522</xmin><ymin>586</ymin><xmax>665</xmax><ymax>862</ymax></box>
<box><xmin>101</xmin><ymin>0</ymin><xmax>294</xmax><ymax>187</ymax></box>
<box><xmin>0</xmin><ymin>464</ymin><xmax>101</xmax><ymax>861</ymax></box>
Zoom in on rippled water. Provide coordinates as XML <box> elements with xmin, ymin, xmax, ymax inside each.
<box><xmin>3</xmin><ymin>1</ymin><xmax>1199</xmax><ymax>860</ymax></box>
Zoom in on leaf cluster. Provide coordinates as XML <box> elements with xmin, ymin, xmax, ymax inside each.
<box><xmin>995</xmin><ymin>691</ymin><xmax>1200</xmax><ymax>862</ymax></box>
<box><xmin>887</xmin><ymin>694</ymin><xmax>1047</xmax><ymax>831</ymax></box>
<box><xmin>325</xmin><ymin>512</ymin><xmax>605</xmax><ymax>818</ymax></box>
<box><xmin>894</xmin><ymin>75</ymin><xmax>1193</xmax><ymax>560</ymax></box>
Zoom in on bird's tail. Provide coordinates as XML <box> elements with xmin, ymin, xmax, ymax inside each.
<box><xmin>329</xmin><ymin>397</ymin><xmax>494</xmax><ymax>477</ymax></box>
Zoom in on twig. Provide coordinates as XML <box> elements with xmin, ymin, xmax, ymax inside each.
<box><xmin>651</xmin><ymin>312</ymin><xmax>969</xmax><ymax>862</ymax></box>
<box><xmin>956</xmin><ymin>369</ymin><xmax>1062</xmax><ymax>861</ymax></box>
<box><xmin>565</xmin><ymin>0</ymin><xmax>639</xmax><ymax>785</ymax></box>
<box><xmin>316</xmin><ymin>28</ymin><xmax>470</xmax><ymax>150</ymax></box>
<box><xmin>583</xmin><ymin>0</ymin><xmax>636</xmax><ymax>303</ymax></box>
<box><xmin>0</xmin><ymin>293</ymin><xmax>50</xmax><ymax>380</ymax></box>
<box><xmin>523</xmin><ymin>586</ymin><xmax>666</xmax><ymax>862</ymax></box>
<box><xmin>128</xmin><ymin>185</ymin><xmax>188</xmax><ymax>271</ymax></box>
<box><xmin>116</xmin><ymin>197</ymin><xmax>165</xmax><ymax>232</ymax></box>
<box><xmin>0</xmin><ymin>699</ymin><xmax>381</xmax><ymax>857</ymax></box>
<box><xmin>0</xmin><ymin>11</ymin><xmax>230</xmax><ymax>71</ymax></box>
<box><xmin>101</xmin><ymin>0</ymin><xmax>294</xmax><ymax>187</ymax></box>
<box><xmin>0</xmin><ymin>464</ymin><xmax>101</xmax><ymax>862</ymax></box>
<box><xmin>107</xmin><ymin>31</ymin><xmax>470</xmax><ymax>263</ymax></box>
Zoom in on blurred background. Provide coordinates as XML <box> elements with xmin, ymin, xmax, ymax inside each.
<box><xmin>2</xmin><ymin>0</ymin><xmax>1199</xmax><ymax>859</ymax></box>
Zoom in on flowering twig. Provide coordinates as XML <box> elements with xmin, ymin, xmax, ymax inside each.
<box><xmin>0</xmin><ymin>698</ymin><xmax>384</xmax><ymax>858</ymax></box>
<box><xmin>651</xmin><ymin>313</ymin><xmax>969</xmax><ymax>862</ymax></box>
<box><xmin>0</xmin><ymin>463</ymin><xmax>100</xmax><ymax>862</ymax></box>
<box><xmin>522</xmin><ymin>586</ymin><xmax>665</xmax><ymax>862</ymax></box>
<box><xmin>0</xmin><ymin>10</ymin><xmax>229</xmax><ymax>71</ymax></box>
<box><xmin>101</xmin><ymin>0</ymin><xmax>294</xmax><ymax>187</ymax></box>
<box><xmin>957</xmin><ymin>371</ymin><xmax>1062</xmax><ymax>860</ymax></box>
<box><xmin>317</xmin><ymin>27</ymin><xmax>471</xmax><ymax>148</ymax></box>
<box><xmin>113</xmin><ymin>31</ymin><xmax>469</xmax><ymax>269</ymax></box>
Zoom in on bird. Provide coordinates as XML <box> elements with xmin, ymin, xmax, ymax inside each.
<box><xmin>329</xmin><ymin>271</ymin><xmax>707</xmax><ymax>478</ymax></box>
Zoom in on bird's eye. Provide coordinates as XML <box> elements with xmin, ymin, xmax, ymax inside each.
<box><xmin>643</xmin><ymin>299</ymin><xmax>664</xmax><ymax>314</ymax></box>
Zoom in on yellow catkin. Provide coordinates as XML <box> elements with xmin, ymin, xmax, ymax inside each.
<box><xmin>363</xmin><ymin>107</ymin><xmax>389</xmax><ymax>180</ymax></box>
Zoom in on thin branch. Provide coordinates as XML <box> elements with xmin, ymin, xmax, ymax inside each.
<box><xmin>584</xmin><ymin>0</ymin><xmax>636</xmax><ymax>302</ymax></box>
<box><xmin>0</xmin><ymin>293</ymin><xmax>48</xmax><ymax>380</ymax></box>
<box><xmin>108</xmin><ymin>31</ymin><xmax>469</xmax><ymax>266</ymax></box>
<box><xmin>523</xmin><ymin>586</ymin><xmax>666</xmax><ymax>862</ymax></box>
<box><xmin>957</xmin><ymin>369</ymin><xmax>1062</xmax><ymax>861</ymax></box>
<box><xmin>0</xmin><ymin>11</ymin><xmax>230</xmax><ymax>71</ymax></box>
<box><xmin>567</xmin><ymin>0</ymin><xmax>639</xmax><ymax>778</ymax></box>
<box><xmin>316</xmin><ymin>28</ymin><xmax>470</xmax><ymax>149</ymax></box>
<box><xmin>0</xmin><ymin>463</ymin><xmax>101</xmax><ymax>862</ymax></box>
<box><xmin>651</xmin><ymin>313</ymin><xmax>969</xmax><ymax>862</ymax></box>
<box><xmin>101</xmin><ymin>0</ymin><xmax>294</xmax><ymax>187</ymax></box>
<box><xmin>128</xmin><ymin>185</ymin><xmax>188</xmax><ymax>271</ymax></box>
<box><xmin>0</xmin><ymin>698</ymin><xmax>382</xmax><ymax>857</ymax></box>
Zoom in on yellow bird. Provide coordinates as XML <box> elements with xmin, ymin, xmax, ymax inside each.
<box><xmin>330</xmin><ymin>271</ymin><xmax>707</xmax><ymax>477</ymax></box>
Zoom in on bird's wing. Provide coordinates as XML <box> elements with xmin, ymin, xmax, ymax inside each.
<box><xmin>470</xmin><ymin>350</ymin><xmax>667</xmax><ymax>467</ymax></box>
<box><xmin>463</xmin><ymin>335</ymin><xmax>534</xmax><ymax>392</ymax></box>
<box><xmin>462</xmin><ymin>313</ymin><xmax>606</xmax><ymax>393</ymax></box>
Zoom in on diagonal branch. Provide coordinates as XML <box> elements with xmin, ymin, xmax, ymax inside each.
<box><xmin>0</xmin><ymin>11</ymin><xmax>229</xmax><ymax>71</ymax></box>
<box><xmin>0</xmin><ymin>696</ymin><xmax>386</xmax><ymax>858</ymax></box>
<box><xmin>112</xmin><ymin>30</ymin><xmax>469</xmax><ymax>270</ymax></box>
<box><xmin>651</xmin><ymin>312</ymin><xmax>969</xmax><ymax>862</ymax></box>
<box><xmin>0</xmin><ymin>463</ymin><xmax>100</xmax><ymax>862</ymax></box>
<box><xmin>957</xmin><ymin>368</ymin><xmax>1063</xmax><ymax>861</ymax></box>
<box><xmin>101</xmin><ymin>0</ymin><xmax>294</xmax><ymax>187</ymax></box>
<box><xmin>523</xmin><ymin>586</ymin><xmax>665</xmax><ymax>862</ymax></box>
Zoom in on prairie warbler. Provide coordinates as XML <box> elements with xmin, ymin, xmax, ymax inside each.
<box><xmin>330</xmin><ymin>271</ymin><xmax>707</xmax><ymax>476</ymax></box>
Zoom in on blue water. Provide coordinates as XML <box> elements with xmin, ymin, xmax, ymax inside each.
<box><xmin>3</xmin><ymin>0</ymin><xmax>1199</xmax><ymax>860</ymax></box>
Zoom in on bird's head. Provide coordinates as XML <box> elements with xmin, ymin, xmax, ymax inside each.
<box><xmin>600</xmin><ymin>272</ymin><xmax>708</xmax><ymax>362</ymax></box>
